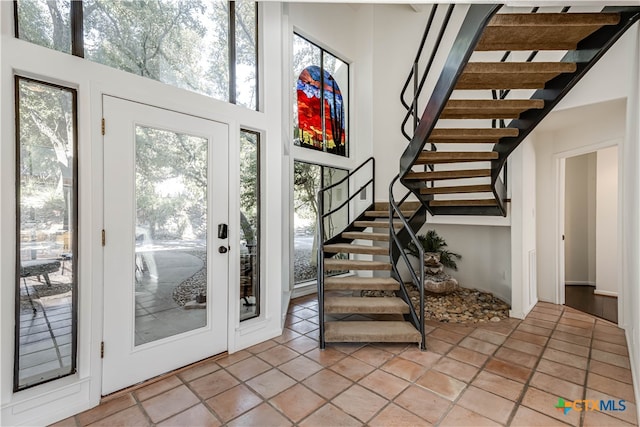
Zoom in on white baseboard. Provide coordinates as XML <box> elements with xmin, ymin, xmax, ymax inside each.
<box><xmin>594</xmin><ymin>289</ymin><xmax>618</xmax><ymax>298</ymax></box>
<box><xmin>565</xmin><ymin>281</ymin><xmax>596</xmax><ymax>286</ymax></box>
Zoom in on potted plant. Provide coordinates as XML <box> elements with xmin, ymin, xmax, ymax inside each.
<box><xmin>406</xmin><ymin>230</ymin><xmax>461</xmax><ymax>270</ymax></box>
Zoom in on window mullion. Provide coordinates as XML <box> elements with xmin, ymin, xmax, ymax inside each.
<box><xmin>228</xmin><ymin>1</ymin><xmax>237</xmax><ymax>104</ymax></box>
<box><xmin>71</xmin><ymin>0</ymin><xmax>84</xmax><ymax>57</ymax></box>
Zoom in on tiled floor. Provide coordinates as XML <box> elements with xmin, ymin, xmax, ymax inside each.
<box><xmin>53</xmin><ymin>296</ymin><xmax>637</xmax><ymax>426</ymax></box>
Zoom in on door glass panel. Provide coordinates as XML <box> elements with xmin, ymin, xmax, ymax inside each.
<box><xmin>135</xmin><ymin>125</ymin><xmax>208</xmax><ymax>346</ymax></box>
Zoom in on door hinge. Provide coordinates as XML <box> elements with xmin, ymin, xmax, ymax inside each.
<box><xmin>101</xmin><ymin>229</ymin><xmax>106</xmax><ymax>246</ymax></box>
<box><xmin>101</xmin><ymin>342</ymin><xmax>105</xmax><ymax>359</ymax></box>
<box><xmin>101</xmin><ymin>118</ymin><xmax>105</xmax><ymax>135</ymax></box>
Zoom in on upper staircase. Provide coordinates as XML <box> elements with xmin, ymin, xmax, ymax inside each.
<box><xmin>317</xmin><ymin>5</ymin><xmax>640</xmax><ymax>350</ymax></box>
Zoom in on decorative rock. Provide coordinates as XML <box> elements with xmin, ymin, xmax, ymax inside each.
<box><xmin>490</xmin><ymin>316</ymin><xmax>501</xmax><ymax>322</ymax></box>
<box><xmin>423</xmin><ymin>252</ymin><xmax>458</xmax><ymax>294</ymax></box>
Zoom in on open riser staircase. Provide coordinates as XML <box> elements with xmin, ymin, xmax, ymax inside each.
<box><xmin>317</xmin><ymin>4</ymin><xmax>640</xmax><ymax>350</ymax></box>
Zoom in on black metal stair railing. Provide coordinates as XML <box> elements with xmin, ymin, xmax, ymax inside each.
<box><xmin>317</xmin><ymin>157</ymin><xmax>375</xmax><ymax>349</ymax></box>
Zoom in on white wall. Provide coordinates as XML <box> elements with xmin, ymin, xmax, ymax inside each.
<box><xmin>596</xmin><ymin>146</ymin><xmax>619</xmax><ymax>296</ymax></box>
<box><xmin>564</xmin><ymin>153</ymin><xmax>597</xmax><ymax>285</ymax></box>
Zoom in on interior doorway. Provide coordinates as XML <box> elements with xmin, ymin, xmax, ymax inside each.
<box><xmin>561</xmin><ymin>145</ymin><xmax>619</xmax><ymax>323</ymax></box>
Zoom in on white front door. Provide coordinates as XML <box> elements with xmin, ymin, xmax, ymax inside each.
<box><xmin>102</xmin><ymin>96</ymin><xmax>228</xmax><ymax>394</ymax></box>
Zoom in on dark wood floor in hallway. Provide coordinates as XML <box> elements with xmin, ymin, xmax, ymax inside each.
<box><xmin>565</xmin><ymin>284</ymin><xmax>618</xmax><ymax>324</ymax></box>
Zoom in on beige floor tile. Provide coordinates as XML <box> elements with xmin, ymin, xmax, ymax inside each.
<box><xmin>269</xmin><ymin>384</ymin><xmax>326</xmax><ymax>422</ymax></box>
<box><xmin>205</xmin><ymin>384</ymin><xmax>262</xmax><ymax>423</ymax></box>
<box><xmin>86</xmin><ymin>406</ymin><xmax>150</xmax><ymax>427</ymax></box>
<box><xmin>484</xmin><ymin>357</ymin><xmax>532</xmax><ymax>383</ymax></box>
<box><xmin>380</xmin><ymin>356</ymin><xmax>427</xmax><ymax>382</ymax></box>
<box><xmin>368</xmin><ymin>403</ymin><xmax>433</xmax><ymax>427</ymax></box>
<box><xmin>77</xmin><ymin>394</ymin><xmax>136</xmax><ymax>426</ymax></box>
<box><xmin>439</xmin><ymin>405</ymin><xmax>501</xmax><ymax>427</ymax></box>
<box><xmin>141</xmin><ymin>385</ymin><xmax>200</xmax><ymax>423</ymax></box>
<box><xmin>330</xmin><ymin>355</ymin><xmax>376</xmax><ymax>381</ymax></box>
<box><xmin>547</xmin><ymin>338</ymin><xmax>590</xmax><ymax>358</ymax></box>
<box><xmin>394</xmin><ymin>384</ymin><xmax>450</xmax><ymax>423</ymax></box>
<box><xmin>433</xmin><ymin>357</ymin><xmax>479</xmax><ymax>382</ymax></box>
<box><xmin>471</xmin><ymin>371</ymin><xmax>524</xmax><ymax>401</ymax></box>
<box><xmin>302</xmin><ymin>369</ymin><xmax>352</xmax><ymax>399</ymax></box>
<box><xmin>416</xmin><ymin>370</ymin><xmax>466</xmax><ymax>400</ymax></box>
<box><xmin>156</xmin><ymin>404</ymin><xmax>220</xmax><ymax>427</ymax></box>
<box><xmin>298</xmin><ymin>403</ymin><xmax>361</xmax><ymax>427</ymax></box>
<box><xmin>358</xmin><ymin>369</ymin><xmax>409</xmax><ymax>400</ymax></box>
<box><xmin>447</xmin><ymin>346</ymin><xmax>489</xmax><ymax>367</ymax></box>
<box><xmin>510</xmin><ymin>330</ymin><xmax>550</xmax><ymax>346</ymax></box>
<box><xmin>521</xmin><ymin>387</ymin><xmax>581</xmax><ymax>425</ymax></box>
<box><xmin>536</xmin><ymin>359</ymin><xmax>586</xmax><ymax>386</ymax></box>
<box><xmin>510</xmin><ymin>406</ymin><xmax>570</xmax><ymax>426</ymax></box>
<box><xmin>529</xmin><ymin>372</ymin><xmax>584</xmax><ymax>401</ymax></box>
<box><xmin>469</xmin><ymin>328</ymin><xmax>507</xmax><ymax>346</ymax></box>
<box><xmin>226</xmin><ymin>403</ymin><xmax>292</xmax><ymax>427</ymax></box>
<box><xmin>494</xmin><ymin>346</ymin><xmax>538</xmax><ymax>368</ymax></box>
<box><xmin>332</xmin><ymin>384</ymin><xmax>388</xmax><ymax>422</ymax></box>
<box><xmin>278</xmin><ymin>356</ymin><xmax>323</xmax><ymax>381</ymax></box>
<box><xmin>457</xmin><ymin>386</ymin><xmax>514</xmax><ymax>424</ymax></box>
<box><xmin>178</xmin><ymin>359</ymin><xmax>221</xmax><ymax>382</ymax></box>
<box><xmin>459</xmin><ymin>337</ymin><xmax>498</xmax><ymax>355</ymax></box>
<box><xmin>591</xmin><ymin>348</ymin><xmax>631</xmax><ymax>369</ymax></box>
<box><xmin>225</xmin><ymin>356</ymin><xmax>271</xmax><ymax>381</ymax></box>
<box><xmin>351</xmin><ymin>346</ymin><xmax>394</xmax><ymax>367</ymax></box>
<box><xmin>588</xmin><ymin>372</ymin><xmax>636</xmax><ymax>402</ymax></box>
<box><xmin>245</xmin><ymin>368</ymin><xmax>296</xmax><ymax>399</ymax></box>
<box><xmin>189</xmin><ymin>369</ymin><xmax>239</xmax><ymax>400</ymax></box>
<box><xmin>588</xmin><ymin>359</ymin><xmax>633</xmax><ymax>384</ymax></box>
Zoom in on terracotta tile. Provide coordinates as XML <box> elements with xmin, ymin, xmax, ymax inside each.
<box><xmin>245</xmin><ymin>339</ymin><xmax>278</xmax><ymax>354</ymax></box>
<box><xmin>583</xmin><ymin>409</ymin><xmax>636</xmax><ymax>427</ymax></box>
<box><xmin>459</xmin><ymin>337</ymin><xmax>498</xmax><ymax>355</ymax></box>
<box><xmin>224</xmin><ymin>356</ymin><xmax>272</xmax><ymax>381</ymax></box>
<box><xmin>350</xmin><ymin>346</ymin><xmax>394</xmax><ymax>367</ymax></box>
<box><xmin>269</xmin><ymin>384</ymin><xmax>325</xmax><ymax>423</ymax></box>
<box><xmin>494</xmin><ymin>346</ymin><xmax>538</xmax><ymax>369</ymax></box>
<box><xmin>585</xmin><ymin>388</ymin><xmax>638</xmax><ymax>425</ymax></box>
<box><xmin>49</xmin><ymin>416</ymin><xmax>77</xmax><ymax>427</ymax></box>
<box><xmin>457</xmin><ymin>386</ymin><xmax>515</xmax><ymax>424</ymax></box>
<box><xmin>179</xmin><ymin>359</ymin><xmax>221</xmax><ymax>382</ymax></box>
<box><xmin>469</xmin><ymin>329</ymin><xmax>507</xmax><ymax>346</ymax></box>
<box><xmin>552</xmin><ymin>330</ymin><xmax>592</xmax><ymax>347</ymax></box>
<box><xmin>245</xmin><ymin>368</ymin><xmax>296</xmax><ymax>399</ymax></box>
<box><xmin>555</xmin><ymin>323</ymin><xmax>592</xmax><ymax>337</ymax></box>
<box><xmin>394</xmin><ymin>384</ymin><xmax>450</xmax><ymax>423</ymax></box>
<box><xmin>368</xmin><ymin>403</ymin><xmax>433</xmax><ymax>427</ymax></box>
<box><xmin>591</xmin><ymin>348</ymin><xmax>631</xmax><ymax>369</ymax></box>
<box><xmin>330</xmin><ymin>355</ymin><xmax>375</xmax><ymax>381</ymax></box>
<box><xmin>298</xmin><ymin>403</ymin><xmax>361</xmax><ymax>427</ymax></box>
<box><xmin>257</xmin><ymin>345</ymin><xmax>299</xmax><ymax>366</ymax></box>
<box><xmin>536</xmin><ymin>359</ymin><xmax>586</xmax><ymax>386</ymax></box>
<box><xmin>284</xmin><ymin>314</ymin><xmax>303</xmax><ymax>327</ymax></box>
<box><xmin>472</xmin><ymin>371</ymin><xmax>524</xmax><ymax>401</ymax></box>
<box><xmin>510</xmin><ymin>330</ymin><xmax>549</xmax><ymax>346</ymax></box>
<box><xmin>439</xmin><ymin>405</ymin><xmax>501</xmax><ymax>427</ymax></box>
<box><xmin>86</xmin><ymin>406</ymin><xmax>149</xmax><ymax>427</ymax></box>
<box><xmin>216</xmin><ymin>350</ymin><xmax>251</xmax><ymax>368</ymax></box>
<box><xmin>278</xmin><ymin>356</ymin><xmax>323</xmax><ymax>381</ymax></box>
<box><xmin>517</xmin><ymin>323</ymin><xmax>553</xmax><ymax>337</ymax></box>
<box><xmin>416</xmin><ymin>370</ymin><xmax>466</xmax><ymax>400</ymax></box>
<box><xmin>592</xmin><ymin>330</ymin><xmax>627</xmax><ymax>346</ymax></box>
<box><xmin>433</xmin><ymin>357</ymin><xmax>479</xmax><ymax>382</ymax></box>
<box><xmin>426</xmin><ymin>337</ymin><xmax>454</xmax><ymax>354</ymax></box>
<box><xmin>332</xmin><ymin>384</ymin><xmax>388</xmax><ymax>423</ymax></box>
<box><xmin>156</xmin><ymin>404</ymin><xmax>220</xmax><ymax>427</ymax></box>
<box><xmin>547</xmin><ymin>338</ymin><xmax>590</xmax><ymax>358</ymax></box>
<box><xmin>398</xmin><ymin>346</ymin><xmax>442</xmax><ymax>367</ymax></box>
<box><xmin>429</xmin><ymin>328</ymin><xmax>466</xmax><ymax>345</ymax></box>
<box><xmin>592</xmin><ymin>339</ymin><xmax>628</xmax><ymax>356</ymax></box>
<box><xmin>522</xmin><ymin>317</ymin><xmax>557</xmax><ymax>330</ymax></box>
<box><xmin>521</xmin><ymin>387</ymin><xmax>581</xmax><ymax>425</ymax></box>
<box><xmin>530</xmin><ymin>372</ymin><xmax>584</xmax><ymax>400</ymax></box>
<box><xmin>141</xmin><ymin>385</ymin><xmax>200</xmax><ymax>423</ymax></box>
<box><xmin>484</xmin><ymin>357</ymin><xmax>532</xmax><ymax>383</ymax></box>
<box><xmin>189</xmin><ymin>370</ymin><xmax>239</xmax><ymax>399</ymax></box>
<box><xmin>77</xmin><ymin>394</ymin><xmax>136</xmax><ymax>426</ymax></box>
<box><xmin>562</xmin><ymin>310</ymin><xmax>595</xmax><ymax>323</ymax></box>
<box><xmin>273</xmin><ymin>328</ymin><xmax>302</xmax><ymax>344</ymax></box>
<box><xmin>542</xmin><ymin>348</ymin><xmax>588</xmax><ymax>370</ymax></box>
<box><xmin>288</xmin><ymin>320</ymin><xmax>318</xmax><ymax>335</ymax></box>
<box><xmin>283</xmin><ymin>336</ymin><xmax>318</xmax><ymax>354</ymax></box>
<box><xmin>358</xmin><ymin>369</ymin><xmax>409</xmax><ymax>399</ymax></box>
<box><xmin>331</xmin><ymin>342</ymin><xmax>366</xmax><ymax>354</ymax></box>
<box><xmin>302</xmin><ymin>369</ymin><xmax>352</xmax><ymax>399</ymax></box>
<box><xmin>370</xmin><ymin>342</ymin><xmax>411</xmax><ymax>354</ymax></box>
<box><xmin>304</xmin><ymin>347</ymin><xmax>347</xmax><ymax>367</ymax></box>
<box><xmin>510</xmin><ymin>406</ymin><xmax>569</xmax><ymax>426</ymax></box>
<box><xmin>227</xmin><ymin>403</ymin><xmax>292</xmax><ymax>427</ymax></box>
<box><xmin>533</xmin><ymin>305</ymin><xmax>564</xmax><ymax>315</ymax></box>
<box><xmin>589</xmin><ymin>359</ymin><xmax>633</xmax><ymax>384</ymax></box>
<box><xmin>447</xmin><ymin>346</ymin><xmax>489</xmax><ymax>367</ymax></box>
<box><xmin>503</xmin><ymin>337</ymin><xmax>544</xmax><ymax>356</ymax></box>
<box><xmin>135</xmin><ymin>376</ymin><xmax>183</xmax><ymax>401</ymax></box>
<box><xmin>205</xmin><ymin>384</ymin><xmax>262</xmax><ymax>422</ymax></box>
<box><xmin>380</xmin><ymin>356</ymin><xmax>427</xmax><ymax>382</ymax></box>
<box><xmin>587</xmin><ymin>372</ymin><xmax>635</xmax><ymax>402</ymax></box>
<box><xmin>527</xmin><ymin>311</ymin><xmax>560</xmax><ymax>323</ymax></box>
<box><xmin>295</xmin><ymin>308</ymin><xmax>318</xmax><ymax>320</ymax></box>
<box><xmin>558</xmin><ymin>317</ymin><xmax>594</xmax><ymax>330</ymax></box>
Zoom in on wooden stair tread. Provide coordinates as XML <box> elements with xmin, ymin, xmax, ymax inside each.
<box><xmin>324</xmin><ymin>321</ymin><xmax>421</xmax><ymax>343</ymax></box>
<box><xmin>429</xmin><ymin>199</ymin><xmax>497</xmax><ymax>207</ymax></box>
<box><xmin>405</xmin><ymin>169</ymin><xmax>491</xmax><ymax>181</ymax></box>
<box><xmin>342</xmin><ymin>231</ymin><xmax>389</xmax><ymax>242</ymax></box>
<box><xmin>325</xmin><ymin>297</ymin><xmax>410</xmax><ymax>314</ymax></box>
<box><xmin>324</xmin><ymin>259</ymin><xmax>391</xmax><ymax>271</ymax></box>
<box><xmin>325</xmin><ymin>277</ymin><xmax>400</xmax><ymax>291</ymax></box>
<box><xmin>364</xmin><ymin>210</ymin><xmax>414</xmax><ymax>218</ymax></box>
<box><xmin>456</xmin><ymin>62</ymin><xmax>577</xmax><ymax>90</ymax></box>
<box><xmin>441</xmin><ymin>99</ymin><xmax>545</xmax><ymax>119</ymax></box>
<box><xmin>354</xmin><ymin>220</ymin><xmax>403</xmax><ymax>229</ymax></box>
<box><xmin>416</xmin><ymin>151</ymin><xmax>498</xmax><ymax>164</ymax></box>
<box><xmin>477</xmin><ymin>13</ymin><xmax>620</xmax><ymax>51</ymax></box>
<box><xmin>420</xmin><ymin>184</ymin><xmax>493</xmax><ymax>195</ymax></box>
<box><xmin>374</xmin><ymin>201</ymin><xmax>421</xmax><ymax>211</ymax></box>
<box><xmin>428</xmin><ymin>127</ymin><xmax>518</xmax><ymax>143</ymax></box>
<box><xmin>324</xmin><ymin>243</ymin><xmax>388</xmax><ymax>256</ymax></box>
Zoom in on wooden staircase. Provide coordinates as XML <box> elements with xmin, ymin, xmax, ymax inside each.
<box><xmin>400</xmin><ymin>6</ymin><xmax>640</xmax><ymax>217</ymax></box>
<box><xmin>319</xmin><ymin>202</ymin><xmax>422</xmax><ymax>346</ymax></box>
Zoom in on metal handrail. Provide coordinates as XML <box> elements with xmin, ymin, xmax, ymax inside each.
<box><xmin>389</xmin><ymin>175</ymin><xmax>425</xmax><ymax>350</ymax></box>
<box><xmin>317</xmin><ymin>157</ymin><xmax>375</xmax><ymax>349</ymax></box>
